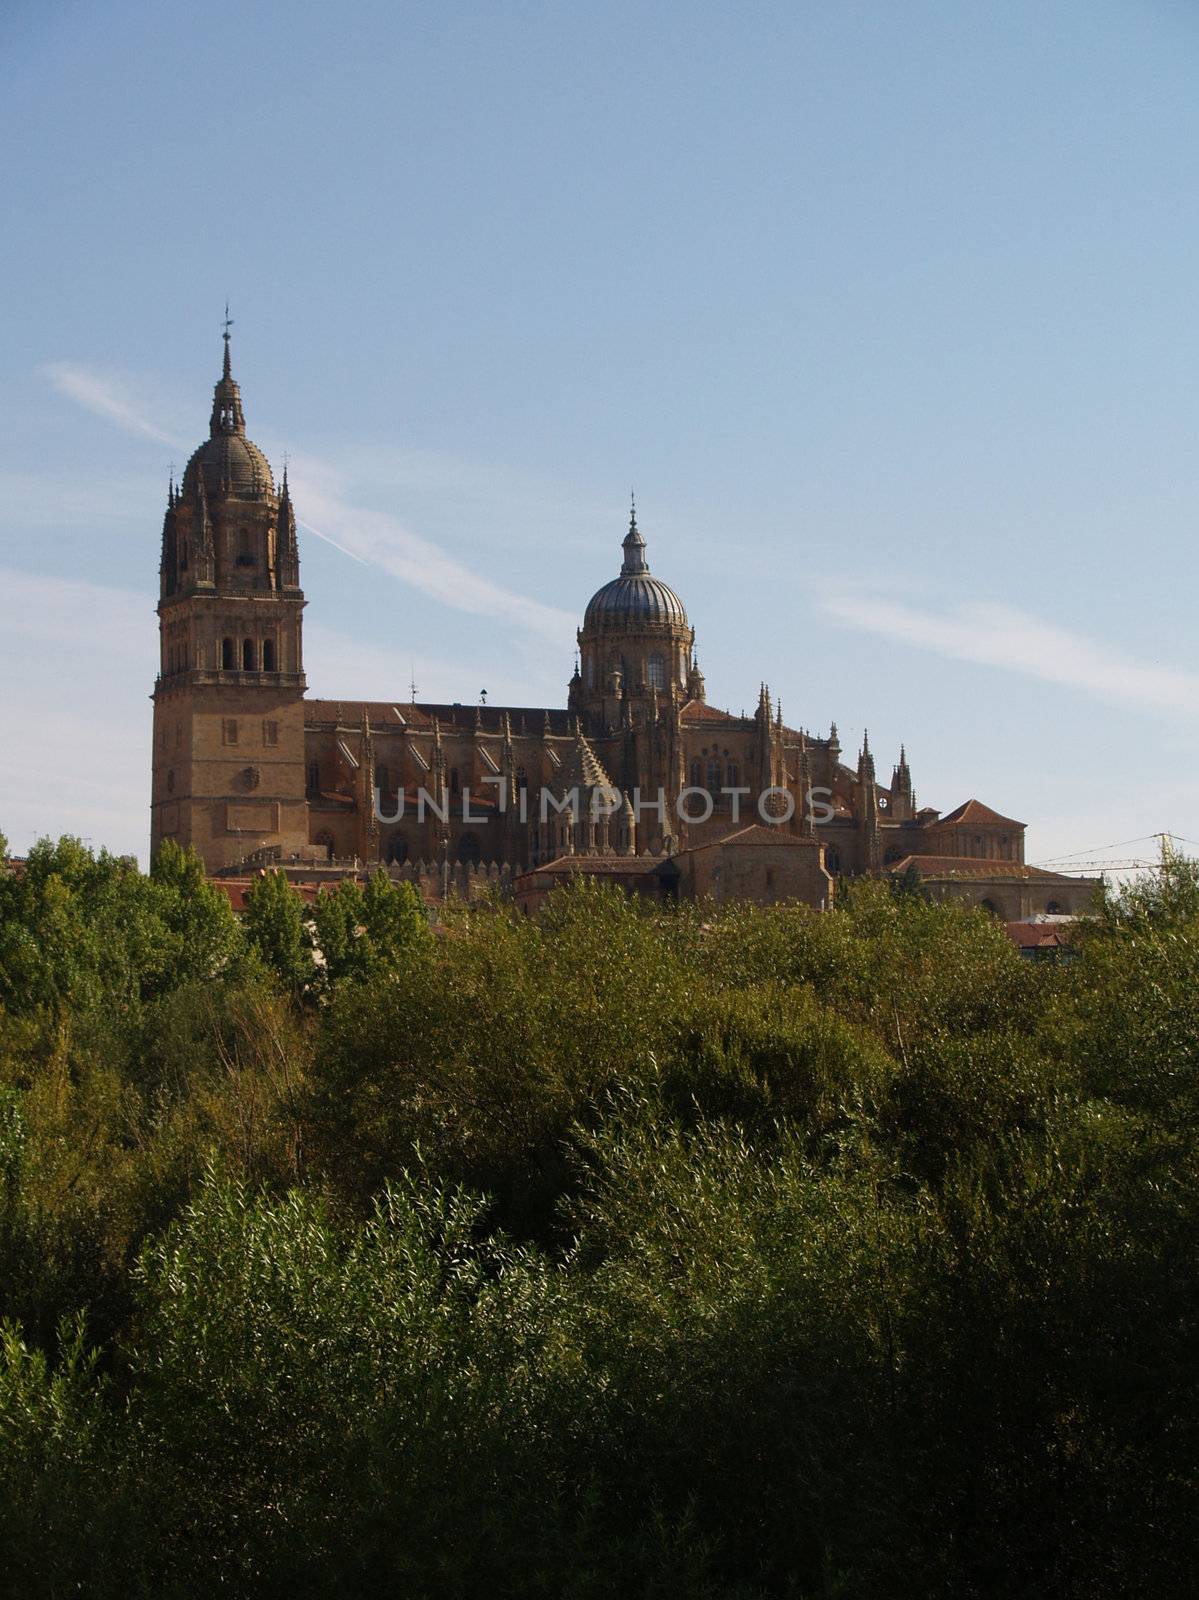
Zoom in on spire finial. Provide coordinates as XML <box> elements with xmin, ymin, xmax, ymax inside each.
<box><xmin>222</xmin><ymin>300</ymin><xmax>233</xmax><ymax>376</ymax></box>
<box><xmin>620</xmin><ymin>492</ymin><xmax>649</xmax><ymax>576</ymax></box>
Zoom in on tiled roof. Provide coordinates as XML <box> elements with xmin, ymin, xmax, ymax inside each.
<box><xmin>886</xmin><ymin>854</ymin><xmax>1078</xmax><ymax>882</ymax></box>
<box><xmin>931</xmin><ymin>798</ymin><xmax>1025</xmax><ymax>830</ymax></box>
<box><xmin>681</xmin><ymin>700</ymin><xmax>739</xmax><ymax>723</ymax></box>
<box><xmin>685</xmin><ymin>824</ymin><xmax>820</xmax><ymax>852</ymax></box>
<box><xmin>521</xmin><ymin>855</ymin><xmax>669</xmax><ymax>879</ymax></box>
<box><xmin>212</xmin><ymin>877</ymin><xmax>323</xmax><ymax>912</ymax></box>
<box><xmin>305</xmin><ymin>700</ymin><xmax>575</xmax><ymax>736</ymax></box>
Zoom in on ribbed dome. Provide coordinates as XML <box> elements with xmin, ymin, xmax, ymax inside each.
<box><xmin>583</xmin><ymin>502</ymin><xmax>688</xmax><ymax>629</ymax></box>
<box><xmin>182</xmin><ymin>432</ymin><xmax>275</xmax><ymax>500</ymax></box>
<box><xmin>181</xmin><ymin>331</ymin><xmax>275</xmax><ymax>501</ymax></box>
<box><xmin>584</xmin><ymin>573</ymin><xmax>687</xmax><ymax>627</ymax></box>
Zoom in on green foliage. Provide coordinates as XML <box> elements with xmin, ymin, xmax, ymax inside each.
<box><xmin>308</xmin><ymin>869</ymin><xmax>428</xmax><ymax>988</ymax></box>
<box><xmin>0</xmin><ymin>839</ymin><xmax>1195</xmax><ymax>1596</ymax></box>
<box><xmin>150</xmin><ymin>838</ymin><xmax>243</xmax><ymax>982</ymax></box>
<box><xmin>242</xmin><ymin>869</ymin><xmax>313</xmax><ymax>993</ymax></box>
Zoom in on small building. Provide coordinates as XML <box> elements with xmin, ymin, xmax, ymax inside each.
<box><xmin>886</xmin><ymin>855</ymin><xmax>1099</xmax><ymax>919</ymax></box>
<box><xmin>513</xmin><ymin>854</ymin><xmax>679</xmax><ymax>916</ymax></box>
<box><xmin>673</xmin><ymin>824</ymin><xmax>832</xmax><ymax>909</ymax></box>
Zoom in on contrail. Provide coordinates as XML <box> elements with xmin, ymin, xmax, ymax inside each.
<box><xmin>296</xmin><ymin>517</ymin><xmax>372</xmax><ymax>567</ymax></box>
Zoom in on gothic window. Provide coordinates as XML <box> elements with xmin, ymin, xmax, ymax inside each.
<box><xmin>706</xmin><ymin>757</ymin><xmax>722</xmax><ymax>793</ymax></box>
<box><xmin>457</xmin><ymin>833</ymin><xmax>481</xmax><ymax>865</ymax></box>
<box><xmin>307</xmin><ymin>761</ymin><xmax>320</xmax><ymax>796</ymax></box>
<box><xmin>726</xmin><ymin>760</ymin><xmax>740</xmax><ymax>789</ymax></box>
<box><xmin>450</xmin><ymin>767</ymin><xmax>460</xmax><ymax>794</ymax></box>
<box><xmin>376</xmin><ymin>762</ymin><xmax>391</xmax><ymax>794</ymax></box>
<box><xmin>387</xmin><ymin>836</ymin><xmax>409</xmax><ymax>865</ymax></box>
<box><xmin>242</xmin><ymin>638</ymin><xmax>256</xmax><ymax>671</ymax></box>
<box><xmin>222</xmin><ymin>638</ymin><xmax>234</xmax><ymax>670</ymax></box>
<box><xmin>825</xmin><ymin>846</ymin><xmax>841</xmax><ymax>875</ymax></box>
<box><xmin>690</xmin><ymin>759</ymin><xmax>703</xmax><ymax>789</ymax></box>
<box><xmin>263</xmin><ymin>639</ymin><xmax>276</xmax><ymax>671</ymax></box>
<box><xmin>647</xmin><ymin>652</ymin><xmax>665</xmax><ymax>690</ymax></box>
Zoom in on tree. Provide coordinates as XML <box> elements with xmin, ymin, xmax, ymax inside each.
<box><xmin>150</xmin><ymin>840</ymin><xmax>242</xmax><ymax>984</ymax></box>
<box><xmin>242</xmin><ymin>872</ymin><xmax>312</xmax><ymax>994</ymax></box>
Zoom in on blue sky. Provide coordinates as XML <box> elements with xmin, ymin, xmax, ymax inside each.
<box><xmin>2</xmin><ymin>0</ymin><xmax>1197</xmax><ymax>869</ymax></box>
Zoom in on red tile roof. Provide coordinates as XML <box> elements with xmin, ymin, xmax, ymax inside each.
<box><xmin>931</xmin><ymin>798</ymin><xmax>1025</xmax><ymax>830</ymax></box>
<box><xmin>681</xmin><ymin>700</ymin><xmax>739</xmax><ymax>723</ymax></box>
<box><xmin>212</xmin><ymin>876</ymin><xmax>324</xmax><ymax>912</ymax></box>
<box><xmin>520</xmin><ymin>855</ymin><xmax>669</xmax><ymax>879</ymax></box>
<box><xmin>305</xmin><ymin>700</ymin><xmax>577</xmax><ymax>736</ymax></box>
<box><xmin>886</xmin><ymin>854</ymin><xmax>1078</xmax><ymax>882</ymax></box>
<box><xmin>684</xmin><ymin>824</ymin><xmax>821</xmax><ymax>852</ymax></box>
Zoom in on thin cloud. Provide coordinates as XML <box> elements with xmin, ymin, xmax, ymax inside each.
<box><xmin>824</xmin><ymin>594</ymin><xmax>1199</xmax><ymax>717</ymax></box>
<box><xmin>41</xmin><ymin>361</ymin><xmax>576</xmax><ymax>647</ymax></box>
<box><xmin>40</xmin><ymin>362</ymin><xmax>186</xmax><ymax>449</ymax></box>
<box><xmin>289</xmin><ymin>458</ymin><xmax>577</xmax><ymax>647</ymax></box>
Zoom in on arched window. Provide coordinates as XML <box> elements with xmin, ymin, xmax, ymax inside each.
<box><xmin>1046</xmin><ymin>900</ymin><xmax>1061</xmax><ymax>915</ymax></box>
<box><xmin>647</xmin><ymin>652</ymin><xmax>665</xmax><ymax>690</ymax></box>
<box><xmin>979</xmin><ymin>898</ymin><xmax>999</xmax><ymax>916</ymax></box>
<box><xmin>726</xmin><ymin>761</ymin><xmax>740</xmax><ymax>789</ymax></box>
<box><xmin>825</xmin><ymin>846</ymin><xmax>841</xmax><ymax>875</ymax></box>
<box><xmin>585</xmin><ymin>655</ymin><xmax>594</xmax><ymax>689</ymax></box>
<box><xmin>306</xmin><ymin>762</ymin><xmax>320</xmax><ymax>796</ymax></box>
<box><xmin>314</xmin><ymin>831</ymin><xmax>334</xmax><ymax>863</ymax></box>
<box><xmin>457</xmin><ymin>833</ymin><xmax>481</xmax><ymax>865</ymax></box>
<box><xmin>222</xmin><ymin>638</ymin><xmax>234</xmax><ymax>670</ymax></box>
<box><xmin>690</xmin><ymin>759</ymin><xmax>703</xmax><ymax>789</ymax></box>
<box><xmin>706</xmin><ymin>757</ymin><xmax>722</xmax><ymax>793</ymax></box>
<box><xmin>387</xmin><ymin>836</ymin><xmax>409</xmax><ymax>865</ymax></box>
<box><xmin>242</xmin><ymin>638</ymin><xmax>255</xmax><ymax>671</ymax></box>
<box><xmin>376</xmin><ymin>762</ymin><xmax>392</xmax><ymax>795</ymax></box>
<box><xmin>262</xmin><ymin>639</ymin><xmax>276</xmax><ymax>671</ymax></box>
<box><xmin>450</xmin><ymin>766</ymin><xmax>460</xmax><ymax>794</ymax></box>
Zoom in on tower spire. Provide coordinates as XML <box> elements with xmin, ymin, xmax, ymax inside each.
<box><xmin>210</xmin><ymin>307</ymin><xmax>245</xmax><ymax>437</ymax></box>
<box><xmin>621</xmin><ymin>491</ymin><xmax>649</xmax><ymax>576</ymax></box>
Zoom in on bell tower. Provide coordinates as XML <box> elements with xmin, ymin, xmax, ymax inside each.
<box><xmin>150</xmin><ymin>326</ymin><xmax>309</xmax><ymax>871</ymax></box>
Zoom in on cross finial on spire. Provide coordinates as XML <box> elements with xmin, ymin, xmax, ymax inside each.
<box><xmin>222</xmin><ymin>301</ymin><xmax>234</xmax><ymax>377</ymax></box>
<box><xmin>629</xmin><ymin>488</ymin><xmax>637</xmax><ymax>532</ymax></box>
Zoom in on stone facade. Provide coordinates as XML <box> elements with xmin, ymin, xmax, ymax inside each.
<box><xmin>150</xmin><ymin>337</ymin><xmax>1095</xmax><ymax>915</ymax></box>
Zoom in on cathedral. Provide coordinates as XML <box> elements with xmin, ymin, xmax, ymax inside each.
<box><xmin>150</xmin><ymin>334</ymin><xmax>1094</xmax><ymax>917</ymax></box>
